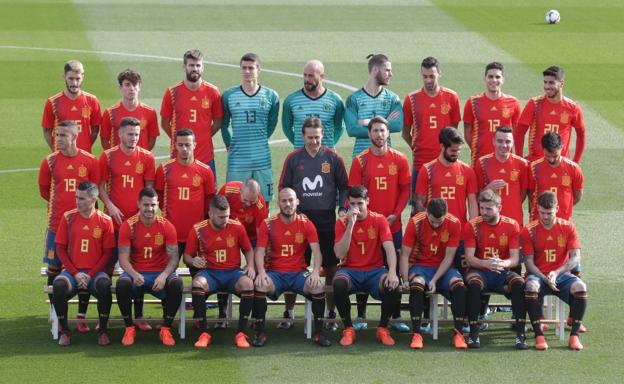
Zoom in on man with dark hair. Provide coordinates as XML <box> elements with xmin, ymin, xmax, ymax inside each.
<box><xmin>101</xmin><ymin>69</ymin><xmax>159</xmax><ymax>150</ymax></box>
<box><xmin>522</xmin><ymin>191</ymin><xmax>587</xmax><ymax>350</ymax></box>
<box><xmin>463</xmin><ymin>62</ymin><xmax>521</xmax><ymax>165</ymax></box>
<box><xmin>333</xmin><ymin>185</ymin><xmax>401</xmax><ymax>346</ymax></box>
<box><xmin>345</xmin><ymin>54</ymin><xmax>402</xmax><ymax>158</ymax></box>
<box><xmin>116</xmin><ymin>187</ymin><xmax>182</xmax><ymax>346</ymax></box>
<box><xmin>161</xmin><ymin>49</ymin><xmax>223</xmax><ymax>174</ymax></box>
<box><xmin>221</xmin><ymin>53</ymin><xmax>279</xmax><ymax>202</ymax></box>
<box><xmin>184</xmin><ymin>195</ymin><xmax>256</xmax><ymax>348</ymax></box>
<box><xmin>399</xmin><ymin>198</ymin><xmax>468</xmax><ymax>349</ymax></box>
<box><xmin>516</xmin><ymin>65</ymin><xmax>586</xmax><ymax>164</ymax></box>
<box><xmin>52</xmin><ymin>181</ymin><xmax>115</xmax><ymax>346</ymax></box>
<box><xmin>463</xmin><ymin>189</ymin><xmax>527</xmax><ymax>349</ymax></box>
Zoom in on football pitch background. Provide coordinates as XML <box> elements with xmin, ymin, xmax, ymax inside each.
<box><xmin>1</xmin><ymin>0</ymin><xmax>623</xmax><ymax>382</ymax></box>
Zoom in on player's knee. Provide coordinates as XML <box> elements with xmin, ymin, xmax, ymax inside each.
<box><xmin>449</xmin><ymin>279</ymin><xmax>466</xmax><ymax>293</ymax></box>
<box><xmin>167</xmin><ymin>277</ymin><xmax>183</xmax><ymax>294</ymax></box>
<box><xmin>508</xmin><ymin>275</ymin><xmax>525</xmax><ymax>291</ymax></box>
<box><xmin>525</xmin><ymin>280</ymin><xmax>540</xmax><ymax>293</ymax></box>
<box><xmin>237</xmin><ymin>276</ymin><xmax>254</xmax><ymax>292</ymax></box>
<box><xmin>333</xmin><ymin>276</ymin><xmax>350</xmax><ymax>294</ymax></box>
<box><xmin>466</xmin><ymin>274</ymin><xmax>484</xmax><ymax>289</ymax></box>
<box><xmin>409</xmin><ymin>276</ymin><xmax>425</xmax><ymax>293</ymax></box>
<box><xmin>571</xmin><ymin>280</ymin><xmax>587</xmax><ymax>294</ymax></box>
<box><xmin>116</xmin><ymin>277</ymin><xmax>132</xmax><ymax>292</ymax></box>
<box><xmin>95</xmin><ymin>276</ymin><xmax>112</xmax><ymax>295</ymax></box>
<box><xmin>52</xmin><ymin>278</ymin><xmax>69</xmax><ymax>296</ymax></box>
<box><xmin>192</xmin><ymin>277</ymin><xmax>208</xmax><ymax>292</ymax></box>
<box><xmin>409</xmin><ymin>275</ymin><xmax>425</xmax><ymax>287</ymax></box>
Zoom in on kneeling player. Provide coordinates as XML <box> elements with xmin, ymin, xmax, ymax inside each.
<box><xmin>464</xmin><ymin>189</ymin><xmax>526</xmax><ymax>349</ymax></box>
<box><xmin>400</xmin><ymin>198</ymin><xmax>468</xmax><ymax>349</ymax></box>
<box><xmin>116</xmin><ymin>187</ymin><xmax>183</xmax><ymax>347</ymax></box>
<box><xmin>252</xmin><ymin>188</ymin><xmax>329</xmax><ymax>347</ymax></box>
<box><xmin>52</xmin><ymin>182</ymin><xmax>114</xmax><ymax>346</ymax></box>
<box><xmin>522</xmin><ymin>191</ymin><xmax>586</xmax><ymax>350</ymax></box>
<box><xmin>184</xmin><ymin>195</ymin><xmax>256</xmax><ymax>348</ymax></box>
<box><xmin>333</xmin><ymin>185</ymin><xmax>400</xmax><ymax>346</ymax></box>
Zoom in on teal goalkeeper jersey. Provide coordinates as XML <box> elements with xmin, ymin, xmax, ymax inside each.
<box><xmin>281</xmin><ymin>88</ymin><xmax>345</xmax><ymax>149</ymax></box>
<box><xmin>221</xmin><ymin>85</ymin><xmax>279</xmax><ymax>172</ymax></box>
<box><xmin>344</xmin><ymin>87</ymin><xmax>403</xmax><ymax>158</ymax></box>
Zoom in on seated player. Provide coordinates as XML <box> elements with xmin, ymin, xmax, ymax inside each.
<box><xmin>333</xmin><ymin>185</ymin><xmax>401</xmax><ymax>346</ymax></box>
<box><xmin>52</xmin><ymin>181</ymin><xmax>114</xmax><ymax>346</ymax></box>
<box><xmin>523</xmin><ymin>191</ymin><xmax>587</xmax><ymax>351</ymax></box>
<box><xmin>400</xmin><ymin>198</ymin><xmax>467</xmax><ymax>349</ymax></box>
<box><xmin>464</xmin><ymin>189</ymin><xmax>527</xmax><ymax>349</ymax></box>
<box><xmin>116</xmin><ymin>187</ymin><xmax>183</xmax><ymax>347</ymax></box>
<box><xmin>184</xmin><ymin>195</ymin><xmax>256</xmax><ymax>348</ymax></box>
<box><xmin>252</xmin><ymin>188</ymin><xmax>330</xmax><ymax>347</ymax></box>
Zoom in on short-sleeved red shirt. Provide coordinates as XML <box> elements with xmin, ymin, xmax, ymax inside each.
<box><xmin>521</xmin><ymin>219</ymin><xmax>581</xmax><ymax>274</ymax></box>
<box><xmin>528</xmin><ymin>157</ymin><xmax>584</xmax><ymax>221</ymax></box>
<box><xmin>101</xmin><ymin>102</ymin><xmax>159</xmax><ymax>149</ymax></box>
<box><xmin>334</xmin><ymin>211</ymin><xmax>392</xmax><ymax>271</ymax></box>
<box><xmin>118</xmin><ymin>214</ymin><xmax>178</xmax><ymax>273</ymax></box>
<box><xmin>402</xmin><ymin>212</ymin><xmax>461</xmax><ymax>267</ymax></box>
<box><xmin>185</xmin><ymin>219</ymin><xmax>252</xmax><ymax>270</ymax></box>
<box><xmin>463</xmin><ymin>216</ymin><xmax>520</xmax><ymax>272</ymax></box>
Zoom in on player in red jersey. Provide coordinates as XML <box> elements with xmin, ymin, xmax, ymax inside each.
<box><xmin>403</xmin><ymin>57</ymin><xmax>461</xmax><ymax>208</ymax></box>
<box><xmin>348</xmin><ymin>116</ymin><xmax>410</xmax><ymax>331</ymax></box>
<box><xmin>161</xmin><ymin>49</ymin><xmax>223</xmax><ymax>174</ymax></box>
<box><xmin>333</xmin><ymin>185</ymin><xmax>401</xmax><ymax>346</ymax></box>
<box><xmin>42</xmin><ymin>60</ymin><xmax>101</xmax><ymax>153</ymax></box>
<box><xmin>463</xmin><ymin>189</ymin><xmax>527</xmax><ymax>349</ymax></box>
<box><xmin>516</xmin><ymin>66</ymin><xmax>586</xmax><ymax>163</ymax></box>
<box><xmin>252</xmin><ymin>188</ymin><xmax>330</xmax><ymax>347</ymax></box>
<box><xmin>52</xmin><ymin>182</ymin><xmax>114</xmax><ymax>346</ymax></box>
<box><xmin>399</xmin><ymin>198</ymin><xmax>468</xmax><ymax>349</ymax></box>
<box><xmin>155</xmin><ymin>129</ymin><xmax>215</xmax><ymax>257</ymax></box>
<box><xmin>116</xmin><ymin>187</ymin><xmax>182</xmax><ymax>346</ymax></box>
<box><xmin>38</xmin><ymin>120</ymin><xmax>100</xmax><ymax>332</ymax></box>
<box><xmin>101</xmin><ymin>69</ymin><xmax>159</xmax><ymax>150</ymax></box>
<box><xmin>474</xmin><ymin>126</ymin><xmax>529</xmax><ymax>226</ymax></box>
<box><xmin>463</xmin><ymin>62</ymin><xmax>521</xmax><ymax>165</ymax></box>
<box><xmin>522</xmin><ymin>192</ymin><xmax>586</xmax><ymax>351</ymax></box>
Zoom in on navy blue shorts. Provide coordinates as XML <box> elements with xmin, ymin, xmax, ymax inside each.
<box><xmin>196</xmin><ymin>268</ymin><xmax>245</xmax><ymax>295</ymax></box>
<box><xmin>266</xmin><ymin>270</ymin><xmax>309</xmax><ymax>300</ymax></box>
<box><xmin>119</xmin><ymin>271</ymin><xmax>179</xmax><ymax>300</ymax></box>
<box><xmin>56</xmin><ymin>270</ymin><xmax>110</xmax><ymax>297</ymax></box>
<box><xmin>468</xmin><ymin>269</ymin><xmax>518</xmax><ymax>297</ymax></box>
<box><xmin>527</xmin><ymin>272</ymin><xmax>582</xmax><ymax>305</ymax></box>
<box><xmin>409</xmin><ymin>265</ymin><xmax>462</xmax><ymax>300</ymax></box>
<box><xmin>334</xmin><ymin>267</ymin><xmax>387</xmax><ymax>300</ymax></box>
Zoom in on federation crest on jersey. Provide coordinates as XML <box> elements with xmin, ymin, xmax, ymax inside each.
<box><xmin>321</xmin><ymin>161</ymin><xmax>331</xmax><ymax>174</ymax></box>
<box><xmin>440</xmin><ymin>103</ymin><xmax>450</xmax><ymax>115</ymax></box>
<box><xmin>192</xmin><ymin>175</ymin><xmax>201</xmax><ymax>187</ymax></box>
<box><xmin>155</xmin><ymin>233</ymin><xmax>164</xmax><ymax>246</ymax></box>
<box><xmin>557</xmin><ymin>235</ymin><xmax>566</xmax><ymax>248</ymax></box>
<box><xmin>367</xmin><ymin>226</ymin><xmax>376</xmax><ymax>240</ymax></box>
<box><xmin>244</xmin><ymin>214</ymin><xmax>253</xmax><ymax>223</ymax></box>
<box><xmin>138</xmin><ymin>118</ymin><xmax>147</xmax><ymax>129</ymax></box>
<box><xmin>259</xmin><ymin>97</ymin><xmax>269</xmax><ymax>109</ymax></box>
<box><xmin>82</xmin><ymin>107</ymin><xmax>90</xmax><ymax>118</ymax></box>
<box><xmin>78</xmin><ymin>164</ymin><xmax>87</xmax><ymax>177</ymax></box>
<box><xmin>456</xmin><ymin>174</ymin><xmax>464</xmax><ymax>186</ymax></box>
<box><xmin>323</xmin><ymin>103</ymin><xmax>332</xmax><ymax>112</ymax></box>
<box><xmin>562</xmin><ymin>175</ymin><xmax>571</xmax><ymax>187</ymax></box>
<box><xmin>227</xmin><ymin>235</ymin><xmax>235</xmax><ymax>247</ymax></box>
<box><xmin>381</xmin><ymin>100</ymin><xmax>389</xmax><ymax>109</ymax></box>
<box><xmin>510</xmin><ymin>170</ymin><xmax>519</xmax><ymax>182</ymax></box>
<box><xmin>499</xmin><ymin>233</ymin><xmax>508</xmax><ymax>246</ymax></box>
<box><xmin>502</xmin><ymin>107</ymin><xmax>511</xmax><ymax>119</ymax></box>
<box><xmin>295</xmin><ymin>232</ymin><xmax>304</xmax><ymax>244</ymax></box>
<box><xmin>93</xmin><ymin>226</ymin><xmax>102</xmax><ymax>239</ymax></box>
<box><xmin>440</xmin><ymin>230</ymin><xmax>449</xmax><ymax>243</ymax></box>
<box><xmin>560</xmin><ymin>111</ymin><xmax>569</xmax><ymax>124</ymax></box>
<box><xmin>389</xmin><ymin>163</ymin><xmax>397</xmax><ymax>176</ymax></box>
<box><xmin>135</xmin><ymin>162</ymin><xmax>144</xmax><ymax>174</ymax></box>
<box><xmin>201</xmin><ymin>97</ymin><xmax>210</xmax><ymax>109</ymax></box>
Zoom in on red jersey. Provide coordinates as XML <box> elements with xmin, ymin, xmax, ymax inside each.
<box><xmin>474</xmin><ymin>153</ymin><xmax>529</xmax><ymax>225</ymax></box>
<box><xmin>185</xmin><ymin>219</ymin><xmax>252</xmax><ymax>270</ymax></box>
<box><xmin>218</xmin><ymin>181</ymin><xmax>268</xmax><ymax>241</ymax></box>
<box><xmin>118</xmin><ymin>214</ymin><xmax>178</xmax><ymax>273</ymax></box>
<box><xmin>402</xmin><ymin>212</ymin><xmax>461</xmax><ymax>268</ymax></box>
<box><xmin>101</xmin><ymin>102</ymin><xmax>159</xmax><ymax>149</ymax></box>
<box><xmin>155</xmin><ymin>159</ymin><xmax>215</xmax><ymax>242</ymax></box>
<box><xmin>517</xmin><ymin>96</ymin><xmax>586</xmax><ymax>163</ymax></box>
<box><xmin>42</xmin><ymin>91</ymin><xmax>102</xmax><ymax>153</ymax></box>
<box><xmin>99</xmin><ymin>146</ymin><xmax>156</xmax><ymax>229</ymax></box>
<box><xmin>463</xmin><ymin>93</ymin><xmax>521</xmax><ymax>164</ymax></box>
<box><xmin>160</xmin><ymin>81</ymin><xmax>223</xmax><ymax>164</ymax></box>
<box><xmin>257</xmin><ymin>214</ymin><xmax>318</xmax><ymax>273</ymax></box>
<box><xmin>528</xmin><ymin>157</ymin><xmax>583</xmax><ymax>221</ymax></box>
<box><xmin>521</xmin><ymin>219</ymin><xmax>581</xmax><ymax>274</ymax></box>
<box><xmin>403</xmin><ymin>87</ymin><xmax>461</xmax><ymax>168</ymax></box>
<box><xmin>334</xmin><ymin>211</ymin><xmax>392</xmax><ymax>271</ymax></box>
<box><xmin>38</xmin><ymin>150</ymin><xmax>100</xmax><ymax>232</ymax></box>
<box><xmin>463</xmin><ymin>216</ymin><xmax>520</xmax><ymax>272</ymax></box>
<box><xmin>348</xmin><ymin>148</ymin><xmax>411</xmax><ymax>233</ymax></box>
<box><xmin>416</xmin><ymin>159</ymin><xmax>477</xmax><ymax>226</ymax></box>
<box><xmin>55</xmin><ymin>209</ymin><xmax>115</xmax><ymax>273</ymax></box>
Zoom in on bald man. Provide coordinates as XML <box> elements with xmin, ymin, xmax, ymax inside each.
<box><xmin>282</xmin><ymin>60</ymin><xmax>345</xmax><ymax>149</ymax></box>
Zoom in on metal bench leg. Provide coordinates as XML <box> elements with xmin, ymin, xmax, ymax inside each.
<box><xmin>50</xmin><ymin>304</ymin><xmax>59</xmax><ymax>340</ymax></box>
<box><xmin>431</xmin><ymin>293</ymin><xmax>438</xmax><ymax>341</ymax></box>
<box><xmin>305</xmin><ymin>298</ymin><xmax>312</xmax><ymax>339</ymax></box>
<box><xmin>558</xmin><ymin>297</ymin><xmax>565</xmax><ymax>341</ymax></box>
<box><xmin>442</xmin><ymin>296</ymin><xmax>448</xmax><ymax>320</ymax></box>
<box><xmin>227</xmin><ymin>293</ymin><xmax>233</xmax><ymax>319</ymax></box>
<box><xmin>179</xmin><ymin>293</ymin><xmax>186</xmax><ymax>339</ymax></box>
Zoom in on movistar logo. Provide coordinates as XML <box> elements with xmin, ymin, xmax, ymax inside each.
<box><xmin>302</xmin><ymin>175</ymin><xmax>323</xmax><ymax>191</ymax></box>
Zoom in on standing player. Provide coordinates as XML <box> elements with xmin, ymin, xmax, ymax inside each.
<box><xmin>348</xmin><ymin>116</ymin><xmax>411</xmax><ymax>331</ymax></box>
<box><xmin>155</xmin><ymin>129</ymin><xmax>216</xmax><ymax>257</ymax></box>
<box><xmin>399</xmin><ymin>198</ymin><xmax>467</xmax><ymax>349</ymax></box>
<box><xmin>42</xmin><ymin>60</ymin><xmax>101</xmax><ymax>153</ymax></box>
<box><xmin>116</xmin><ymin>187</ymin><xmax>183</xmax><ymax>346</ymax></box>
<box><xmin>403</xmin><ymin>56</ymin><xmax>461</xmax><ymax>208</ymax></box>
<box><xmin>333</xmin><ymin>185</ymin><xmax>401</xmax><ymax>346</ymax></box>
<box><xmin>38</xmin><ymin>120</ymin><xmax>100</xmax><ymax>332</ymax></box>
<box><xmin>463</xmin><ymin>62</ymin><xmax>521</xmax><ymax>165</ymax></box>
<box><xmin>101</xmin><ymin>68</ymin><xmax>159</xmax><ymax>150</ymax></box>
<box><xmin>184</xmin><ymin>195</ymin><xmax>255</xmax><ymax>348</ymax></box>
<box><xmin>221</xmin><ymin>53</ymin><xmax>279</xmax><ymax>202</ymax></box>
<box><xmin>280</xmin><ymin>117</ymin><xmax>349</xmax><ymax>330</ymax></box>
<box><xmin>345</xmin><ymin>54</ymin><xmax>402</xmax><ymax>158</ymax></box>
<box><xmin>52</xmin><ymin>182</ymin><xmax>114</xmax><ymax>346</ymax></box>
<box><xmin>252</xmin><ymin>188</ymin><xmax>330</xmax><ymax>347</ymax></box>
<box><xmin>523</xmin><ymin>191</ymin><xmax>587</xmax><ymax>350</ymax></box>
<box><xmin>282</xmin><ymin>60</ymin><xmax>345</xmax><ymax>149</ymax></box>
<box><xmin>516</xmin><ymin>66</ymin><xmax>586</xmax><ymax>164</ymax></box>
<box><xmin>463</xmin><ymin>189</ymin><xmax>527</xmax><ymax>349</ymax></box>
<box><xmin>160</xmin><ymin>49</ymin><xmax>223</xmax><ymax>174</ymax></box>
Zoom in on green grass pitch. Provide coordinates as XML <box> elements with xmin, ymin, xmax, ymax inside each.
<box><xmin>0</xmin><ymin>0</ymin><xmax>623</xmax><ymax>382</ymax></box>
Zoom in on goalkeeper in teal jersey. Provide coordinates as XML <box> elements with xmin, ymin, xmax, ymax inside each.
<box><xmin>282</xmin><ymin>60</ymin><xmax>345</xmax><ymax>149</ymax></box>
<box><xmin>345</xmin><ymin>54</ymin><xmax>403</xmax><ymax>158</ymax></box>
<box><xmin>221</xmin><ymin>53</ymin><xmax>279</xmax><ymax>202</ymax></box>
